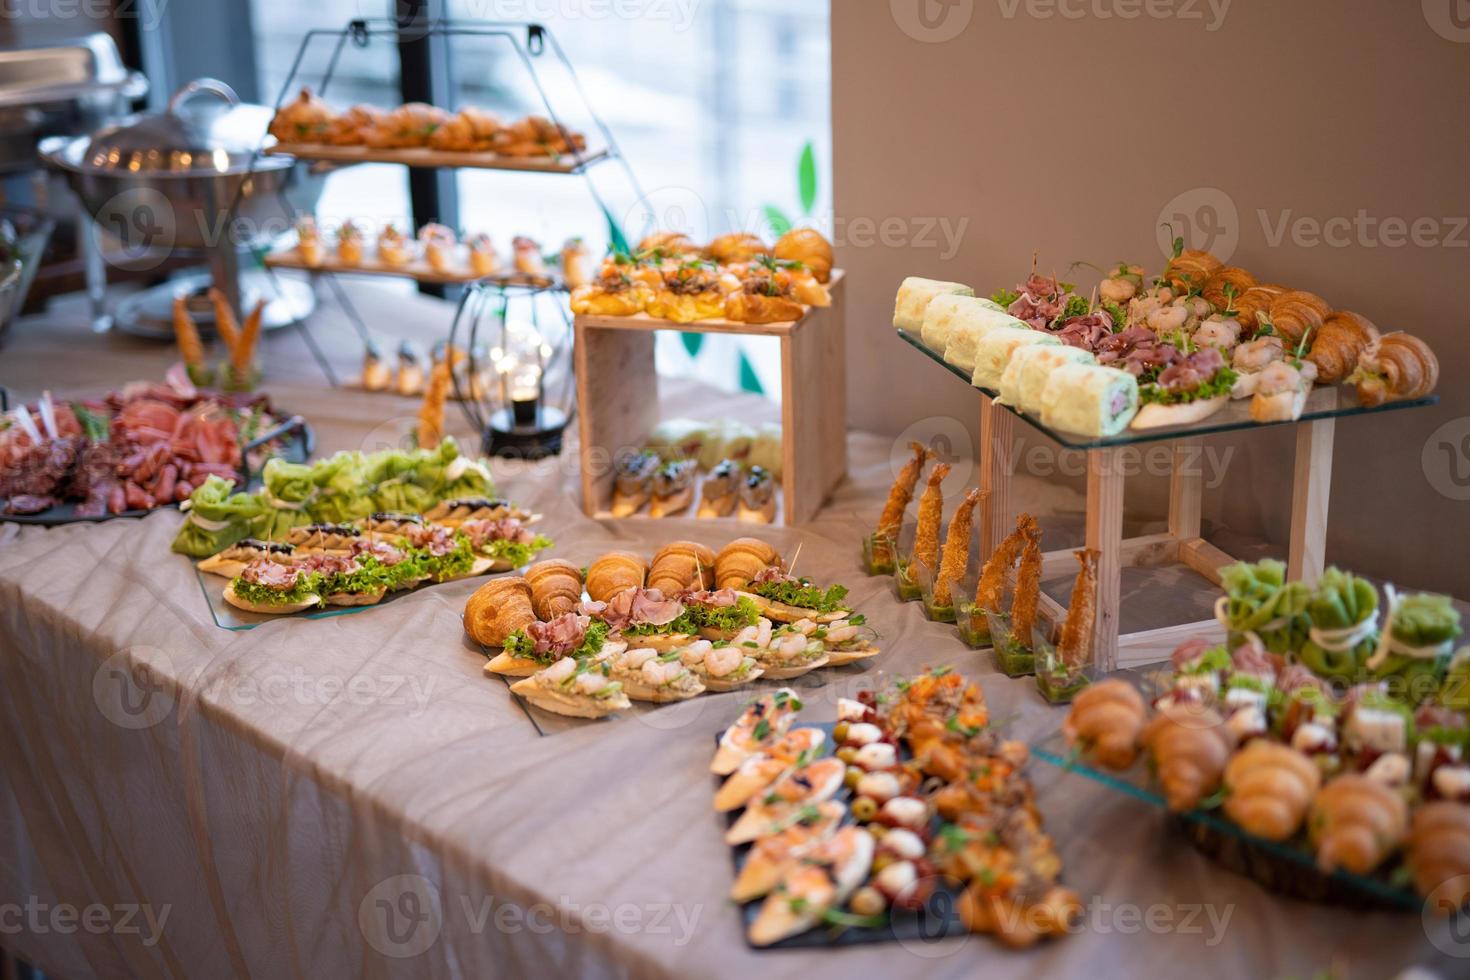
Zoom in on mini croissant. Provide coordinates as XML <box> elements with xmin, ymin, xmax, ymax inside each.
<box><xmin>1141</xmin><ymin>705</ymin><xmax>1236</xmax><ymax>812</ymax></box>
<box><xmin>648</xmin><ymin>540</ymin><xmax>717</xmax><ymax>594</ymax></box>
<box><xmin>1162</xmin><ymin>249</ymin><xmax>1222</xmax><ymax>294</ymax></box>
<box><xmin>1222</xmin><ymin>741</ymin><xmax>1321</xmax><ymax>841</ymax></box>
<box><xmin>1310</xmin><ymin>773</ymin><xmax>1408</xmax><ymax>875</ymax></box>
<box><xmin>1064</xmin><ymin>679</ymin><xmax>1145</xmax><ymax>770</ymax></box>
<box><xmin>464</xmin><ymin>577</ymin><xmax>535</xmax><ymax>647</ymax></box>
<box><xmin>585</xmin><ymin>551</ymin><xmax>648</xmax><ymax>603</ymax></box>
<box><xmin>1306</xmin><ymin>311</ymin><xmax>1379</xmax><ymax>384</ymax></box>
<box><xmin>1200</xmin><ymin>266</ymin><xmax>1256</xmax><ymax>312</ymax></box>
<box><xmin>1230</xmin><ymin>283</ymin><xmax>1287</xmax><ymax>336</ymax></box>
<box><xmin>525</xmin><ymin>559</ymin><xmax>583</xmax><ymax>620</ymax></box>
<box><xmin>714</xmin><ymin>537</ymin><xmax>781</xmax><ymax>590</ymax></box>
<box><xmin>1354</xmin><ymin>331</ymin><xmax>1439</xmax><ymax>407</ymax></box>
<box><xmin>1408</xmin><ymin>802</ymin><xmax>1470</xmax><ymax>911</ymax></box>
<box><xmin>1267</xmin><ymin>290</ymin><xmax>1331</xmax><ymax>347</ymax></box>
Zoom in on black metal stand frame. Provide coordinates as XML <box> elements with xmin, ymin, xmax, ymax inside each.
<box><xmin>227</xmin><ymin>16</ymin><xmax>648</xmax><ymax>393</ymax></box>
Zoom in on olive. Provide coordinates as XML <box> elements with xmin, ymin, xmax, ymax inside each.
<box><xmin>836</xmin><ymin>746</ymin><xmax>859</xmax><ymax>764</ymax></box>
<box><xmin>852</xmin><ymin>796</ymin><xmax>878</xmax><ymax>822</ymax></box>
<box><xmin>844</xmin><ymin>766</ymin><xmax>864</xmax><ymax>790</ymax></box>
<box><xmin>872</xmin><ymin>853</ymin><xmax>893</xmax><ymax>874</ymax></box>
<box><xmin>833</xmin><ymin>721</ymin><xmax>851</xmax><ymax>743</ymax></box>
<box><xmin>849</xmin><ymin>886</ymin><xmax>886</xmax><ymax>917</ymax></box>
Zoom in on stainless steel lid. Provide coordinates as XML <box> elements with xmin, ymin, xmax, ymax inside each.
<box><xmin>76</xmin><ymin>78</ymin><xmax>285</xmax><ymax>175</ymax></box>
<box><xmin>0</xmin><ymin>32</ymin><xmax>146</xmax><ymax>110</ymax></box>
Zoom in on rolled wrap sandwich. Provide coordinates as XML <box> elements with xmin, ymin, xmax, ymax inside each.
<box><xmin>970</xmin><ymin>327</ymin><xmax>1061</xmax><ymax>391</ymax></box>
<box><xmin>936</xmin><ymin>303</ymin><xmax>1028</xmax><ymax>373</ymax></box>
<box><xmin>999</xmin><ymin>344</ymin><xmax>1098</xmax><ymax>415</ymax></box>
<box><xmin>892</xmin><ymin>277</ymin><xmax>974</xmax><ymax>332</ymax></box>
<box><xmin>920</xmin><ymin>293</ymin><xmax>1004</xmax><ymax>355</ymax></box>
<box><xmin>1039</xmin><ymin>363</ymin><xmax>1140</xmax><ymax>437</ymax></box>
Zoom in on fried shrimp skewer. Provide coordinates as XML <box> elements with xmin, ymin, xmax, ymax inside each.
<box><xmin>905</xmin><ymin>462</ymin><xmax>951</xmax><ymax>582</ymax></box>
<box><xmin>934</xmin><ymin>488</ymin><xmax>983</xmax><ymax>608</ymax></box>
<box><xmin>874</xmin><ymin>442</ymin><xmax>932</xmax><ymax>564</ymax></box>
<box><xmin>1009</xmin><ymin>520</ymin><xmax>1044</xmax><ymax>643</ymax></box>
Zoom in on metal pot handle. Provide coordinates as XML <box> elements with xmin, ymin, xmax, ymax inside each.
<box><xmin>167</xmin><ymin>78</ymin><xmax>240</xmax><ymax>117</ymax></box>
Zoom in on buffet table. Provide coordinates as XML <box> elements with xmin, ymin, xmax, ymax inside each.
<box><xmin>0</xmin><ymin>287</ymin><xmax>1459</xmax><ymax>978</ymax></box>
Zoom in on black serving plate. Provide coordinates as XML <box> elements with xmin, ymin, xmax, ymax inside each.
<box><xmin>716</xmin><ymin>721</ymin><xmax>972</xmax><ymax>951</ymax></box>
<box><xmin>0</xmin><ymin>396</ymin><xmax>313</xmax><ymax>526</ymax></box>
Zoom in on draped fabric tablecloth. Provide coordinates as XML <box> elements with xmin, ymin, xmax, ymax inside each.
<box><xmin>0</xmin><ymin>289</ymin><xmax>1457</xmax><ymax>978</ymax></box>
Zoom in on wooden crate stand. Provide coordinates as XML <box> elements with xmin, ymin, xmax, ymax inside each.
<box><xmin>574</xmin><ymin>274</ymin><xmax>847</xmax><ymax>525</ymax></box>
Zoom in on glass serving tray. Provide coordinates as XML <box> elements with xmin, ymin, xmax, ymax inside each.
<box><xmin>896</xmin><ymin>328</ymin><xmax>1438</xmax><ymax>450</ymax></box>
<box><xmin>1030</xmin><ymin>730</ymin><xmax>1419</xmax><ymax>910</ymax></box>
<box><xmin>715</xmin><ymin>722</ymin><xmax>973</xmax><ymax>950</ymax></box>
<box><xmin>195</xmin><ymin>564</ymin><xmax>517</xmax><ymax>632</ymax></box>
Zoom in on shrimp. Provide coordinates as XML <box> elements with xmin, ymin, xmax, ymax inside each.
<box><xmin>1255</xmin><ymin>359</ymin><xmax>1303</xmax><ymax>397</ymax></box>
<box><xmin>641</xmin><ymin>658</ymin><xmax>686</xmax><ymax>686</ymax></box>
<box><xmin>540</xmin><ymin>658</ymin><xmax>576</xmax><ymax>684</ymax></box>
<box><xmin>823</xmin><ymin>623</ymin><xmax>860</xmax><ymax>644</ymax></box>
<box><xmin>706</xmin><ymin>645</ymin><xmax>747</xmax><ymax>677</ymax></box>
<box><xmin>789</xmin><ymin>618</ymin><xmax>818</xmax><ymax>636</ymax></box>
<box><xmin>777</xmin><ymin>634</ymin><xmax>809</xmax><ymax>658</ymax></box>
<box><xmin>1232</xmin><ymin>335</ymin><xmax>1285</xmax><ymax>373</ymax></box>
<box><xmin>1193</xmin><ymin>315</ymin><xmax>1241</xmax><ymax>353</ymax></box>
<box><xmin>618</xmin><ymin>647</ymin><xmax>658</xmax><ymax>671</ymax></box>
<box><xmin>755</xmin><ymin>617</ymin><xmax>773</xmax><ymax>649</ymax></box>
<box><xmin>572</xmin><ymin>671</ymin><xmax>612</xmax><ymax>695</ymax></box>
<box><xmin>679</xmin><ymin>639</ymin><xmax>714</xmax><ymax>667</ymax></box>
<box><xmin>1098</xmin><ymin>276</ymin><xmax>1136</xmax><ymax>304</ymax></box>
<box><xmin>1146</xmin><ymin>303</ymin><xmax>1188</xmax><ymax>333</ymax></box>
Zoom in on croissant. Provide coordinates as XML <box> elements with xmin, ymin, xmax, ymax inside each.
<box><xmin>1162</xmin><ymin>249</ymin><xmax>1222</xmax><ymax>294</ymax></box>
<box><xmin>1310</xmin><ymin>774</ymin><xmax>1408</xmax><ymax>875</ymax></box>
<box><xmin>637</xmin><ymin>232</ymin><xmax>698</xmax><ymax>256</ymax></box>
<box><xmin>1201</xmin><ymin>266</ymin><xmax>1256</xmax><ymax>313</ymax></box>
<box><xmin>774</xmin><ymin>228</ymin><xmax>834</xmax><ymax>283</ymax></box>
<box><xmin>325</xmin><ymin>104</ymin><xmax>383</xmax><ymax>146</ymax></box>
<box><xmin>724</xmin><ymin>291</ymin><xmax>804</xmax><ymax>324</ymax></box>
<box><xmin>429</xmin><ymin>107</ymin><xmax>501</xmax><ymax>151</ymax></box>
<box><xmin>1063</xmin><ymin>679</ymin><xmax>1145</xmax><ymax>769</ymax></box>
<box><xmin>1267</xmin><ymin>290</ymin><xmax>1331</xmax><ymax>347</ymax></box>
<box><xmin>873</xmin><ymin>442</ymin><xmax>931</xmax><ymax>566</ymax></box>
<box><xmin>464</xmin><ymin>577</ymin><xmax>535</xmax><ymax>647</ymax></box>
<box><xmin>525</xmin><ymin>559</ymin><xmax>583</xmax><ymax>620</ymax></box>
<box><xmin>648</xmin><ymin>540</ymin><xmax>717</xmax><ymax>593</ymax></box>
<box><xmin>268</xmin><ymin>88</ymin><xmax>334</xmax><ymax>143</ymax></box>
<box><xmin>933</xmin><ymin>488</ymin><xmax>983</xmax><ymax>608</ymax></box>
<box><xmin>585</xmin><ymin>551</ymin><xmax>648</xmax><ymax>603</ymax></box>
<box><xmin>1230</xmin><ymin>283</ymin><xmax>1287</xmax><ymax>336</ymax></box>
<box><xmin>1222</xmin><ymin>741</ymin><xmax>1322</xmax><ymax>841</ymax></box>
<box><xmin>714</xmin><ymin>537</ymin><xmax>780</xmax><ymax>590</ymax></box>
<box><xmin>569</xmin><ymin>283</ymin><xmax>652</xmax><ymax>317</ymax></box>
<box><xmin>1141</xmin><ymin>706</ymin><xmax>1236</xmax><ymax>812</ymax></box>
<box><xmin>1353</xmin><ymin>332</ymin><xmax>1439</xmax><ymax>406</ymax></box>
<box><xmin>905</xmin><ymin>463</ymin><xmax>951</xmax><ymax>581</ymax></box>
<box><xmin>1306</xmin><ymin>311</ymin><xmax>1379</xmax><ymax>384</ymax></box>
<box><xmin>1408</xmin><ymin>802</ymin><xmax>1470</xmax><ymax>911</ymax></box>
<box><xmin>706</xmin><ymin>233</ymin><xmax>769</xmax><ymax>265</ymax></box>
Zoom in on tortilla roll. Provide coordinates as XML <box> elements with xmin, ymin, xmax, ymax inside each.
<box><xmin>999</xmin><ymin>344</ymin><xmax>1098</xmax><ymax>414</ymax></box>
<box><xmin>935</xmin><ymin>303</ymin><xmax>1028</xmax><ymax>374</ymax></box>
<box><xmin>970</xmin><ymin>327</ymin><xmax>1061</xmax><ymax>391</ymax></box>
<box><xmin>1039</xmin><ymin>364</ymin><xmax>1140</xmax><ymax>437</ymax></box>
<box><xmin>920</xmin><ymin>293</ymin><xmax>1004</xmax><ymax>355</ymax></box>
<box><xmin>893</xmin><ymin>277</ymin><xmax>973</xmax><ymax>333</ymax></box>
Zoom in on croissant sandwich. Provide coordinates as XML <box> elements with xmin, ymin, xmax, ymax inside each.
<box><xmin>715</xmin><ymin>537</ymin><xmax>781</xmax><ymax>590</ymax></box>
<box><xmin>1162</xmin><ymin>249</ymin><xmax>1222</xmax><ymax>294</ymax></box>
<box><xmin>1222</xmin><ymin>741</ymin><xmax>1321</xmax><ymax>841</ymax></box>
<box><xmin>1352</xmin><ymin>331</ymin><xmax>1439</xmax><ymax>406</ymax></box>
<box><xmin>1310</xmin><ymin>773</ymin><xmax>1408</xmax><ymax>875</ymax></box>
<box><xmin>585</xmin><ymin>551</ymin><xmax>648</xmax><ymax>603</ymax></box>
<box><xmin>1408</xmin><ymin>802</ymin><xmax>1470</xmax><ymax>911</ymax></box>
<box><xmin>1141</xmin><ymin>705</ymin><xmax>1235</xmax><ymax>812</ymax></box>
<box><xmin>648</xmin><ymin>540</ymin><xmax>717</xmax><ymax>594</ymax></box>
<box><xmin>1266</xmin><ymin>290</ymin><xmax>1331</xmax><ymax>347</ymax></box>
<box><xmin>464</xmin><ymin>576</ymin><xmax>535</xmax><ymax>648</ymax></box>
<box><xmin>773</xmin><ymin>228</ymin><xmax>834</xmax><ymax>284</ymax></box>
<box><xmin>1306</xmin><ymin>310</ymin><xmax>1379</xmax><ymax>385</ymax></box>
<box><xmin>1201</xmin><ymin>266</ymin><xmax>1256</xmax><ymax>313</ymax></box>
<box><xmin>1063</xmin><ymin>679</ymin><xmax>1145</xmax><ymax>770</ymax></box>
<box><xmin>525</xmin><ymin>559</ymin><xmax>583</xmax><ymax>621</ymax></box>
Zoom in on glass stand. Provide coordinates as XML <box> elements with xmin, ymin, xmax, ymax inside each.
<box><xmin>897</xmin><ymin>328</ymin><xmax>1438</xmax><ymax>671</ymax></box>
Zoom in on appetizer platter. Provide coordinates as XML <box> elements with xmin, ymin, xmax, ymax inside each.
<box><xmin>463</xmin><ymin>538</ymin><xmax>879</xmax><ymax>732</ymax></box>
<box><xmin>894</xmin><ymin>244</ymin><xmax>1440</xmax><ymax>443</ymax></box>
<box><xmin>1</xmin><ymin>372</ymin><xmax>310</xmax><ymax>524</ymax></box>
<box><xmin>266</xmin><ymin>87</ymin><xmax>605</xmax><ymax>173</ymax></box>
<box><xmin>571</xmin><ymin>229</ymin><xmax>836</xmax><ymax>327</ymax></box>
<box><xmin>193</xmin><ymin>499</ymin><xmax>549</xmax><ymax>629</ymax></box>
<box><xmin>1040</xmin><ymin>558</ymin><xmax>1468</xmax><ymax>911</ymax></box>
<box><xmin>575</xmin><ymin>232</ymin><xmax>847</xmax><ymax>525</ymax></box>
<box><xmin>265</xmin><ymin>219</ymin><xmax>591</xmax><ymax>290</ymax></box>
<box><xmin>713</xmin><ymin>668</ymin><xmax>1080</xmax><ymax>949</ymax></box>
<box><xmin>606</xmin><ymin>419</ymin><xmax>785</xmax><ymax>522</ymax></box>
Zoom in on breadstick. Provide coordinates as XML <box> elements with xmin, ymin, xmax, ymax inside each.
<box><xmin>417</xmin><ymin>361</ymin><xmax>451</xmax><ymax>449</ymax></box>
<box><xmin>934</xmin><ymin>488</ymin><xmax>983</xmax><ymax>608</ymax></box>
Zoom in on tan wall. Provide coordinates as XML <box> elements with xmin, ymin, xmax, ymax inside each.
<box><xmin>832</xmin><ymin>0</ymin><xmax>1470</xmax><ymax>598</ymax></box>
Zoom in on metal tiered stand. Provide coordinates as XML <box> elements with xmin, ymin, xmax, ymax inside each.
<box><xmin>896</xmin><ymin>328</ymin><xmax>1438</xmax><ymax>671</ymax></box>
<box><xmin>227</xmin><ymin>18</ymin><xmax>647</xmax><ymax>389</ymax></box>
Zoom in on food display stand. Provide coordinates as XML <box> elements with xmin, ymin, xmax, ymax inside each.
<box><xmin>897</xmin><ymin>327</ymin><xmax>1439</xmax><ymax>669</ymax></box>
<box><xmin>575</xmin><ymin>273</ymin><xmax>847</xmax><ymax>525</ymax></box>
